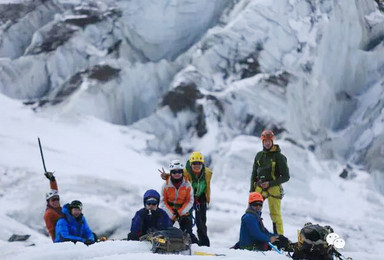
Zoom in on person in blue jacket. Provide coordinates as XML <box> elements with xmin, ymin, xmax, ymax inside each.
<box><xmin>127</xmin><ymin>189</ymin><xmax>173</xmax><ymax>240</ymax></box>
<box><xmin>54</xmin><ymin>200</ymin><xmax>95</xmax><ymax>245</ymax></box>
<box><xmin>239</xmin><ymin>192</ymin><xmax>279</xmax><ymax>250</ymax></box>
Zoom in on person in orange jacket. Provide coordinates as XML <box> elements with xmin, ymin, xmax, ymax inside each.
<box><xmin>159</xmin><ymin>152</ymin><xmax>212</xmax><ymax>246</ymax></box>
<box><xmin>160</xmin><ymin>159</ymin><xmax>198</xmax><ymax>244</ymax></box>
<box><xmin>43</xmin><ymin>172</ymin><xmax>63</xmax><ymax>241</ymax></box>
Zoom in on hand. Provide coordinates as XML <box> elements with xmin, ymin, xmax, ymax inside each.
<box><xmin>261</xmin><ymin>181</ymin><xmax>269</xmax><ymax>189</ymax></box>
<box><xmin>84</xmin><ymin>239</ymin><xmax>94</xmax><ymax>246</ymax></box>
<box><xmin>158</xmin><ymin>168</ymin><xmax>168</xmax><ymax>180</ymax></box>
<box><xmin>44</xmin><ymin>172</ymin><xmax>55</xmax><ymax>181</ymax></box>
<box><xmin>270</xmin><ymin>236</ymin><xmax>279</xmax><ymax>243</ymax></box>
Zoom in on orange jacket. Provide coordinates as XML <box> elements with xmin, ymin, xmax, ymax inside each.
<box><xmin>44</xmin><ymin>180</ymin><xmax>62</xmax><ymax>241</ymax></box>
<box><xmin>160</xmin><ymin>177</ymin><xmax>193</xmax><ymax>221</ymax></box>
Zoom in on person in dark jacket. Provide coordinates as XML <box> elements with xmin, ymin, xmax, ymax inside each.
<box><xmin>250</xmin><ymin>129</ymin><xmax>290</xmax><ymax>235</ymax></box>
<box><xmin>239</xmin><ymin>192</ymin><xmax>278</xmax><ymax>250</ymax></box>
<box><xmin>54</xmin><ymin>200</ymin><xmax>95</xmax><ymax>245</ymax></box>
<box><xmin>127</xmin><ymin>189</ymin><xmax>173</xmax><ymax>240</ymax></box>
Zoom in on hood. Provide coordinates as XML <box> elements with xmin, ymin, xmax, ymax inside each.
<box><xmin>263</xmin><ymin>144</ymin><xmax>281</xmax><ymax>153</ymax></box>
<box><xmin>61</xmin><ymin>203</ymin><xmax>83</xmax><ymax>222</ymax></box>
<box><xmin>143</xmin><ymin>189</ymin><xmax>160</xmax><ymax>205</ymax></box>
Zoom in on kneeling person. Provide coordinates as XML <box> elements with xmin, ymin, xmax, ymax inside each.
<box><xmin>239</xmin><ymin>192</ymin><xmax>279</xmax><ymax>250</ymax></box>
<box><xmin>128</xmin><ymin>189</ymin><xmax>172</xmax><ymax>240</ymax></box>
<box><xmin>55</xmin><ymin>200</ymin><xmax>95</xmax><ymax>245</ymax></box>
<box><xmin>161</xmin><ymin>160</ymin><xmax>198</xmax><ymax>244</ymax></box>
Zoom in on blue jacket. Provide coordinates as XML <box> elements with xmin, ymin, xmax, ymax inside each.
<box><xmin>54</xmin><ymin>203</ymin><xmax>94</xmax><ymax>243</ymax></box>
<box><xmin>239</xmin><ymin>207</ymin><xmax>275</xmax><ymax>249</ymax></box>
<box><xmin>129</xmin><ymin>207</ymin><xmax>173</xmax><ymax>239</ymax></box>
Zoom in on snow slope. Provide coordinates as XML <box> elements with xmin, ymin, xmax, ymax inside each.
<box><xmin>1</xmin><ymin>94</ymin><xmax>383</xmax><ymax>260</ymax></box>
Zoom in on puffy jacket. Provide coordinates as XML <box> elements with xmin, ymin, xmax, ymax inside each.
<box><xmin>239</xmin><ymin>207</ymin><xmax>275</xmax><ymax>249</ymax></box>
<box><xmin>160</xmin><ymin>178</ymin><xmax>193</xmax><ymax>221</ymax></box>
<box><xmin>54</xmin><ymin>203</ymin><xmax>94</xmax><ymax>243</ymax></box>
<box><xmin>44</xmin><ymin>180</ymin><xmax>63</xmax><ymax>241</ymax></box>
<box><xmin>250</xmin><ymin>144</ymin><xmax>290</xmax><ymax>192</ymax></box>
<box><xmin>184</xmin><ymin>160</ymin><xmax>213</xmax><ymax>203</ymax></box>
<box><xmin>129</xmin><ymin>208</ymin><xmax>173</xmax><ymax>240</ymax></box>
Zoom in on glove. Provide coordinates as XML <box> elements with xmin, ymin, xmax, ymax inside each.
<box><xmin>44</xmin><ymin>172</ymin><xmax>55</xmax><ymax>181</ymax></box>
<box><xmin>84</xmin><ymin>239</ymin><xmax>94</xmax><ymax>246</ymax></box>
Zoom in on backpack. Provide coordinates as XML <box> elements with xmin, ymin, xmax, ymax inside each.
<box><xmin>141</xmin><ymin>227</ymin><xmax>191</xmax><ymax>254</ymax></box>
<box><xmin>293</xmin><ymin>223</ymin><xmax>333</xmax><ymax>260</ymax></box>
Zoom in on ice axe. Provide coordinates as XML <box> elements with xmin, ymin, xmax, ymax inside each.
<box><xmin>38</xmin><ymin>137</ymin><xmax>48</xmax><ymax>172</ymax></box>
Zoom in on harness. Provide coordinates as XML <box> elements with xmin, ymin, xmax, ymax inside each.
<box><xmin>257</xmin><ymin>159</ymin><xmax>284</xmax><ymax>199</ymax></box>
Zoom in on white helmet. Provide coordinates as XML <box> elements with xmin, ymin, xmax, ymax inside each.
<box><xmin>169</xmin><ymin>160</ymin><xmax>184</xmax><ymax>171</ymax></box>
<box><xmin>46</xmin><ymin>190</ymin><xmax>59</xmax><ymax>201</ymax></box>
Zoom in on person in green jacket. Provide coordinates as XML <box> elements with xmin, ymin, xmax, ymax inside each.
<box><xmin>250</xmin><ymin>129</ymin><xmax>290</xmax><ymax>235</ymax></box>
<box><xmin>159</xmin><ymin>151</ymin><xmax>212</xmax><ymax>246</ymax></box>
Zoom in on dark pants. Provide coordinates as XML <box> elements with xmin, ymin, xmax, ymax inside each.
<box><xmin>178</xmin><ymin>216</ymin><xmax>199</xmax><ymax>244</ymax></box>
<box><xmin>195</xmin><ymin>202</ymin><xmax>210</xmax><ymax>246</ymax></box>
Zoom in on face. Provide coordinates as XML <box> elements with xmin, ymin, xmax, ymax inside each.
<box><xmin>170</xmin><ymin>169</ymin><xmax>183</xmax><ymax>179</ymax></box>
<box><xmin>191</xmin><ymin>161</ymin><xmax>203</xmax><ymax>172</ymax></box>
<box><xmin>145</xmin><ymin>200</ymin><xmax>158</xmax><ymax>211</ymax></box>
<box><xmin>250</xmin><ymin>201</ymin><xmax>263</xmax><ymax>212</ymax></box>
<box><xmin>263</xmin><ymin>139</ymin><xmax>273</xmax><ymax>150</ymax></box>
<box><xmin>48</xmin><ymin>197</ymin><xmax>60</xmax><ymax>208</ymax></box>
<box><xmin>71</xmin><ymin>208</ymin><xmax>82</xmax><ymax>218</ymax></box>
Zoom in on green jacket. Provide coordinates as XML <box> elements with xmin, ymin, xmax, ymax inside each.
<box><xmin>250</xmin><ymin>144</ymin><xmax>290</xmax><ymax>192</ymax></box>
<box><xmin>185</xmin><ymin>160</ymin><xmax>212</xmax><ymax>203</ymax></box>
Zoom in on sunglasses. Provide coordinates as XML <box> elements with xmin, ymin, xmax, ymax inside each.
<box><xmin>146</xmin><ymin>201</ymin><xmax>158</xmax><ymax>206</ymax></box>
<box><xmin>251</xmin><ymin>202</ymin><xmax>263</xmax><ymax>207</ymax></box>
<box><xmin>191</xmin><ymin>162</ymin><xmax>203</xmax><ymax>166</ymax></box>
<box><xmin>170</xmin><ymin>170</ymin><xmax>183</xmax><ymax>174</ymax></box>
<box><xmin>51</xmin><ymin>198</ymin><xmax>60</xmax><ymax>202</ymax></box>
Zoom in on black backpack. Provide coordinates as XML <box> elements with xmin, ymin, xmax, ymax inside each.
<box><xmin>293</xmin><ymin>224</ymin><xmax>333</xmax><ymax>260</ymax></box>
<box><xmin>141</xmin><ymin>227</ymin><xmax>191</xmax><ymax>254</ymax></box>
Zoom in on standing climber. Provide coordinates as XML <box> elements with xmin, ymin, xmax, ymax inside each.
<box><xmin>159</xmin><ymin>152</ymin><xmax>212</xmax><ymax>246</ymax></box>
<box><xmin>250</xmin><ymin>129</ymin><xmax>290</xmax><ymax>235</ymax></box>
<box><xmin>184</xmin><ymin>151</ymin><xmax>212</xmax><ymax>246</ymax></box>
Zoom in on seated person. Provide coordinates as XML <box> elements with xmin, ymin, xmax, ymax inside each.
<box><xmin>238</xmin><ymin>192</ymin><xmax>279</xmax><ymax>250</ymax></box>
<box><xmin>128</xmin><ymin>189</ymin><xmax>172</xmax><ymax>240</ymax></box>
<box><xmin>43</xmin><ymin>172</ymin><xmax>63</xmax><ymax>241</ymax></box>
<box><xmin>54</xmin><ymin>200</ymin><xmax>95</xmax><ymax>245</ymax></box>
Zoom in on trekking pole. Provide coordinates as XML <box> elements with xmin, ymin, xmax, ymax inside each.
<box><xmin>268</xmin><ymin>242</ymin><xmax>283</xmax><ymax>254</ymax></box>
<box><xmin>38</xmin><ymin>137</ymin><xmax>48</xmax><ymax>172</ymax></box>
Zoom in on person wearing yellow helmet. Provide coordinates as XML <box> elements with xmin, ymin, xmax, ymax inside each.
<box><xmin>185</xmin><ymin>151</ymin><xmax>212</xmax><ymax>247</ymax></box>
<box><xmin>159</xmin><ymin>151</ymin><xmax>212</xmax><ymax>246</ymax></box>
<box><xmin>250</xmin><ymin>130</ymin><xmax>290</xmax><ymax>235</ymax></box>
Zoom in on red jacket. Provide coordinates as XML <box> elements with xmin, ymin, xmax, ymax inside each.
<box><xmin>43</xmin><ymin>180</ymin><xmax>62</xmax><ymax>241</ymax></box>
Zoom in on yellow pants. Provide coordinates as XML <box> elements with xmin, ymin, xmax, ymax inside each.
<box><xmin>256</xmin><ymin>185</ymin><xmax>283</xmax><ymax>235</ymax></box>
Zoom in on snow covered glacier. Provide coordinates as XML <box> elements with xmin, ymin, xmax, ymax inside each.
<box><xmin>1</xmin><ymin>0</ymin><xmax>384</xmax><ymax>182</ymax></box>
<box><xmin>1</xmin><ymin>0</ymin><xmax>384</xmax><ymax>259</ymax></box>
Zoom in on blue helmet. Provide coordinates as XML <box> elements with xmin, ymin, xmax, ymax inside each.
<box><xmin>143</xmin><ymin>189</ymin><xmax>160</xmax><ymax>206</ymax></box>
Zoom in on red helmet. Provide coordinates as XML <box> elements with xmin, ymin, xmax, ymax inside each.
<box><xmin>248</xmin><ymin>192</ymin><xmax>264</xmax><ymax>204</ymax></box>
<box><xmin>260</xmin><ymin>129</ymin><xmax>274</xmax><ymax>141</ymax></box>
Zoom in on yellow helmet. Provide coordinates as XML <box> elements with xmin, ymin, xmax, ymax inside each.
<box><xmin>189</xmin><ymin>151</ymin><xmax>204</xmax><ymax>163</ymax></box>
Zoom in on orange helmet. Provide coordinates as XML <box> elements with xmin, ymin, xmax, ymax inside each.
<box><xmin>248</xmin><ymin>192</ymin><xmax>264</xmax><ymax>204</ymax></box>
<box><xmin>260</xmin><ymin>129</ymin><xmax>274</xmax><ymax>142</ymax></box>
